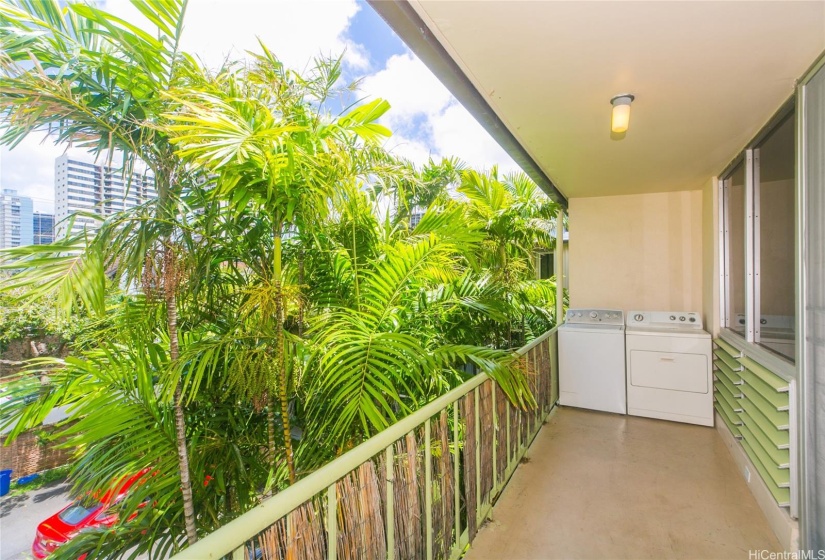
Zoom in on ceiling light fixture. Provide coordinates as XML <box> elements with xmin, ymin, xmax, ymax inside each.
<box><xmin>610</xmin><ymin>94</ymin><xmax>635</xmax><ymax>134</ymax></box>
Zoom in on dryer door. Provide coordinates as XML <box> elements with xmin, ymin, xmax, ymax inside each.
<box><xmin>628</xmin><ymin>350</ymin><xmax>709</xmax><ymax>393</ymax></box>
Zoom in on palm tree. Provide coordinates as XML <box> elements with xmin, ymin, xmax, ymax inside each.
<box><xmin>0</xmin><ymin>0</ymin><xmax>202</xmax><ymax>542</ymax></box>
<box><xmin>458</xmin><ymin>167</ymin><xmax>561</xmax><ymax>346</ymax></box>
<box><xmin>163</xmin><ymin>49</ymin><xmax>394</xmax><ymax>484</ymax></box>
<box><xmin>0</xmin><ymin>5</ymin><xmax>550</xmax><ymax>556</ymax></box>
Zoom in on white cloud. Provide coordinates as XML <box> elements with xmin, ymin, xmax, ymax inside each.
<box><xmin>0</xmin><ymin>134</ymin><xmax>69</xmax><ymax>213</ymax></box>
<box><xmin>360</xmin><ymin>53</ymin><xmax>452</xmax><ymax>131</ymax></box>
<box><xmin>1</xmin><ymin>2</ymin><xmax>521</xmax><ymax>214</ymax></box>
<box><xmin>382</xmin><ymin>133</ymin><xmax>436</xmax><ymax>164</ymax></box>
<box><xmin>107</xmin><ymin>0</ymin><xmax>366</xmax><ymax>72</ymax></box>
<box><xmin>430</xmin><ymin>104</ymin><xmax>518</xmax><ymax>174</ymax></box>
<box><xmin>360</xmin><ymin>52</ymin><xmax>517</xmax><ymax>173</ymax></box>
<box><xmin>2</xmin><ymin>0</ymin><xmax>365</xmax><ymax>211</ymax></box>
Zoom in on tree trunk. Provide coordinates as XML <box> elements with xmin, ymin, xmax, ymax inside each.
<box><xmin>166</xmin><ymin>247</ymin><xmax>199</xmax><ymax>545</ymax></box>
<box><xmin>273</xmin><ymin>232</ymin><xmax>296</xmax><ymax>484</ymax></box>
<box><xmin>298</xmin><ymin>250</ymin><xmax>305</xmax><ymax>338</ymax></box>
<box><xmin>266</xmin><ymin>399</ymin><xmax>276</xmax><ymax>496</ymax></box>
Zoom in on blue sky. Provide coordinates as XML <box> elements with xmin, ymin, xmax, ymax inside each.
<box><xmin>349</xmin><ymin>0</ymin><xmax>407</xmax><ymax>67</ymax></box>
<box><xmin>0</xmin><ymin>0</ymin><xmax>517</xmax><ymax>213</ymax></box>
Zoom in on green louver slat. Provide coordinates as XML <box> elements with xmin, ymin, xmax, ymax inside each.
<box><xmin>715</xmin><ymin>338</ymin><xmax>743</xmax><ymax>358</ymax></box>
<box><xmin>741</xmin><ymin>384</ymin><xmax>790</xmax><ymax>426</ymax></box>
<box><xmin>740</xmin><ymin>357</ymin><xmax>789</xmax><ymax>392</ymax></box>
<box><xmin>741</xmin><ymin>439</ymin><xmax>791</xmax><ymax>506</ymax></box>
<box><xmin>714</xmin><ymin>348</ymin><xmax>743</xmax><ymax>373</ymax></box>
<box><xmin>740</xmin><ymin>425</ymin><xmax>790</xmax><ymax>487</ymax></box>
<box><xmin>712</xmin><ymin>338</ymin><xmax>793</xmax><ymax>510</ymax></box>
<box><xmin>714</xmin><ymin>402</ymin><xmax>741</xmax><ymax>437</ymax></box>
<box><xmin>714</xmin><ymin>368</ymin><xmax>743</xmax><ymax>397</ymax></box>
<box><xmin>741</xmin><ymin>414</ymin><xmax>790</xmax><ymax>467</ymax></box>
<box><xmin>740</xmin><ymin>398</ymin><xmax>790</xmax><ymax>449</ymax></box>
<box><xmin>741</xmin><ymin>369</ymin><xmax>790</xmax><ymax>411</ymax></box>
<box><xmin>715</xmin><ymin>382</ymin><xmax>743</xmax><ymax>413</ymax></box>
<box><xmin>714</xmin><ymin>358</ymin><xmax>743</xmax><ymax>386</ymax></box>
<box><xmin>715</xmin><ymin>390</ymin><xmax>742</xmax><ymax>424</ymax></box>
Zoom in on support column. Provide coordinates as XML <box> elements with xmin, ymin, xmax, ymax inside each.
<box><xmin>555</xmin><ymin>208</ymin><xmax>565</xmax><ymax>322</ymax></box>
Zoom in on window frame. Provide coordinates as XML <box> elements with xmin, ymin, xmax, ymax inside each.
<box><xmin>718</xmin><ymin>98</ymin><xmax>796</xmax><ymax>364</ymax></box>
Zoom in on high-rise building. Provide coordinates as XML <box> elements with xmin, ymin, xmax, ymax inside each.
<box><xmin>32</xmin><ymin>212</ymin><xmax>55</xmax><ymax>245</ymax></box>
<box><xmin>0</xmin><ymin>189</ymin><xmax>34</xmax><ymax>249</ymax></box>
<box><xmin>54</xmin><ymin>154</ymin><xmax>157</xmax><ymax>236</ymax></box>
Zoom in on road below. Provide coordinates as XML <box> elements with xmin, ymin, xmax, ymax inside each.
<box><xmin>0</xmin><ymin>480</ymin><xmax>72</xmax><ymax>560</ymax></box>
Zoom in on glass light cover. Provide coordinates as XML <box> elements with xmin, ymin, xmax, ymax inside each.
<box><xmin>610</xmin><ymin>95</ymin><xmax>634</xmax><ymax>133</ymax></box>
<box><xmin>610</xmin><ymin>96</ymin><xmax>633</xmax><ymax>133</ymax></box>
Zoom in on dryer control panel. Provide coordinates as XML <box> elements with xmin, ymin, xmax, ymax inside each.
<box><xmin>627</xmin><ymin>311</ymin><xmax>703</xmax><ymax>329</ymax></box>
<box><xmin>566</xmin><ymin>309</ymin><xmax>624</xmax><ymax>325</ymax></box>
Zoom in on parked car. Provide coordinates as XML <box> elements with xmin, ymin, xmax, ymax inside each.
<box><xmin>32</xmin><ymin>470</ymin><xmax>149</xmax><ymax>559</ymax></box>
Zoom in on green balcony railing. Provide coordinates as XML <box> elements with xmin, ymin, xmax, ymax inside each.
<box><xmin>171</xmin><ymin>327</ymin><xmax>560</xmax><ymax>560</ymax></box>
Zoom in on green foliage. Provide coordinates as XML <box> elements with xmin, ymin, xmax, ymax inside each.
<box><xmin>5</xmin><ymin>464</ymin><xmax>71</xmax><ymax>498</ymax></box>
<box><xmin>0</xmin><ymin>273</ymin><xmax>104</xmax><ymax>348</ymax></box>
<box><xmin>0</xmin><ymin>1</ymin><xmax>564</xmax><ymax>557</ymax></box>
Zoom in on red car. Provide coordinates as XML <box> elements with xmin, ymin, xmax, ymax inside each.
<box><xmin>32</xmin><ymin>470</ymin><xmax>149</xmax><ymax>559</ymax></box>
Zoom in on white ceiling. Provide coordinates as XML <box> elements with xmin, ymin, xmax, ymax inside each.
<box><xmin>408</xmin><ymin>1</ymin><xmax>825</xmax><ymax>199</ymax></box>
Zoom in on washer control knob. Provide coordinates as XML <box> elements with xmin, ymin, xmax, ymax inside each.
<box><xmin>679</xmin><ymin>316</ymin><xmax>686</xmax><ymax>321</ymax></box>
<box><xmin>689</xmin><ymin>317</ymin><xmax>696</xmax><ymax>323</ymax></box>
<box><xmin>589</xmin><ymin>311</ymin><xmax>598</xmax><ymax>319</ymax></box>
<box><xmin>669</xmin><ymin>315</ymin><xmax>676</xmax><ymax>321</ymax></box>
<box><xmin>634</xmin><ymin>314</ymin><xmax>644</xmax><ymax>322</ymax></box>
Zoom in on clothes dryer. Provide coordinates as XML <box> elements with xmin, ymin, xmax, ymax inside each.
<box><xmin>625</xmin><ymin>311</ymin><xmax>713</xmax><ymax>426</ymax></box>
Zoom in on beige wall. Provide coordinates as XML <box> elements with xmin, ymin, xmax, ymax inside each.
<box><xmin>568</xmin><ymin>190</ymin><xmax>704</xmax><ymax>321</ymax></box>
<box><xmin>703</xmin><ymin>178</ymin><xmax>720</xmax><ymax>336</ymax></box>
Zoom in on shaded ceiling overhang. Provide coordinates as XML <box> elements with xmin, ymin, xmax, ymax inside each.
<box><xmin>367</xmin><ymin>0</ymin><xmax>569</xmax><ymax>208</ymax></box>
<box><xmin>368</xmin><ymin>1</ymin><xmax>824</xmax><ymax>202</ymax></box>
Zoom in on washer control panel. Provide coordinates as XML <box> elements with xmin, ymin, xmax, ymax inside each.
<box><xmin>566</xmin><ymin>309</ymin><xmax>624</xmax><ymax>325</ymax></box>
<box><xmin>626</xmin><ymin>311</ymin><xmax>703</xmax><ymax>329</ymax></box>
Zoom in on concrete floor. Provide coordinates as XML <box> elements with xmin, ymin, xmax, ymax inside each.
<box><xmin>466</xmin><ymin>407</ymin><xmax>782</xmax><ymax>560</ymax></box>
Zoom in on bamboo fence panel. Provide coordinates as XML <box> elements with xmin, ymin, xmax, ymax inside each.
<box><xmin>392</xmin><ymin>431</ymin><xmax>424</xmax><ymax>559</ymax></box>
<box><xmin>431</xmin><ymin>410</ymin><xmax>455</xmax><ymax>559</ymax></box>
<box><xmin>247</xmin><ymin>497</ymin><xmax>326</xmax><ymax>560</ymax></box>
<box><xmin>460</xmin><ymin>391</ymin><xmax>477</xmax><ymax>542</ymax></box>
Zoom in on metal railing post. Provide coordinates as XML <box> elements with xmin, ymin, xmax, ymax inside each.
<box><xmin>506</xmin><ymin>399</ymin><xmax>511</xmax><ymax>476</ymax></box>
<box><xmin>386</xmin><ymin>445</ymin><xmax>394</xmax><ymax>560</ymax></box>
<box><xmin>533</xmin><ymin>349</ymin><xmax>539</xmax><ymax>433</ymax></box>
<box><xmin>425</xmin><ymin>419</ymin><xmax>433</xmax><ymax>560</ymax></box>
<box><xmin>555</xmin><ymin>208</ymin><xmax>565</xmax><ymax>324</ymax></box>
<box><xmin>474</xmin><ymin>387</ymin><xmax>481</xmax><ymax>526</ymax></box>
<box><xmin>326</xmin><ymin>484</ymin><xmax>337</xmax><ymax>560</ymax></box>
<box><xmin>491</xmin><ymin>385</ymin><xmax>498</xmax><ymax>493</ymax></box>
<box><xmin>452</xmin><ymin>401</ymin><xmax>460</xmax><ymax>554</ymax></box>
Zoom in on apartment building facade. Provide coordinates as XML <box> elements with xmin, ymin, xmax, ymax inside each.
<box><xmin>54</xmin><ymin>154</ymin><xmax>156</xmax><ymax>236</ymax></box>
<box><xmin>32</xmin><ymin>212</ymin><xmax>54</xmax><ymax>245</ymax></box>
<box><xmin>0</xmin><ymin>189</ymin><xmax>33</xmax><ymax>249</ymax></box>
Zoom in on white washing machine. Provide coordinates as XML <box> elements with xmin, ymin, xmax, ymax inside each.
<box><xmin>625</xmin><ymin>311</ymin><xmax>713</xmax><ymax>426</ymax></box>
<box><xmin>559</xmin><ymin>309</ymin><xmax>626</xmax><ymax>414</ymax></box>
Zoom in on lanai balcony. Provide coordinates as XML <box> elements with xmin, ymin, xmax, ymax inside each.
<box><xmin>171</xmin><ymin>327</ymin><xmax>793</xmax><ymax>560</ymax></box>
<box><xmin>168</xmin><ymin>1</ymin><xmax>825</xmax><ymax>558</ymax></box>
